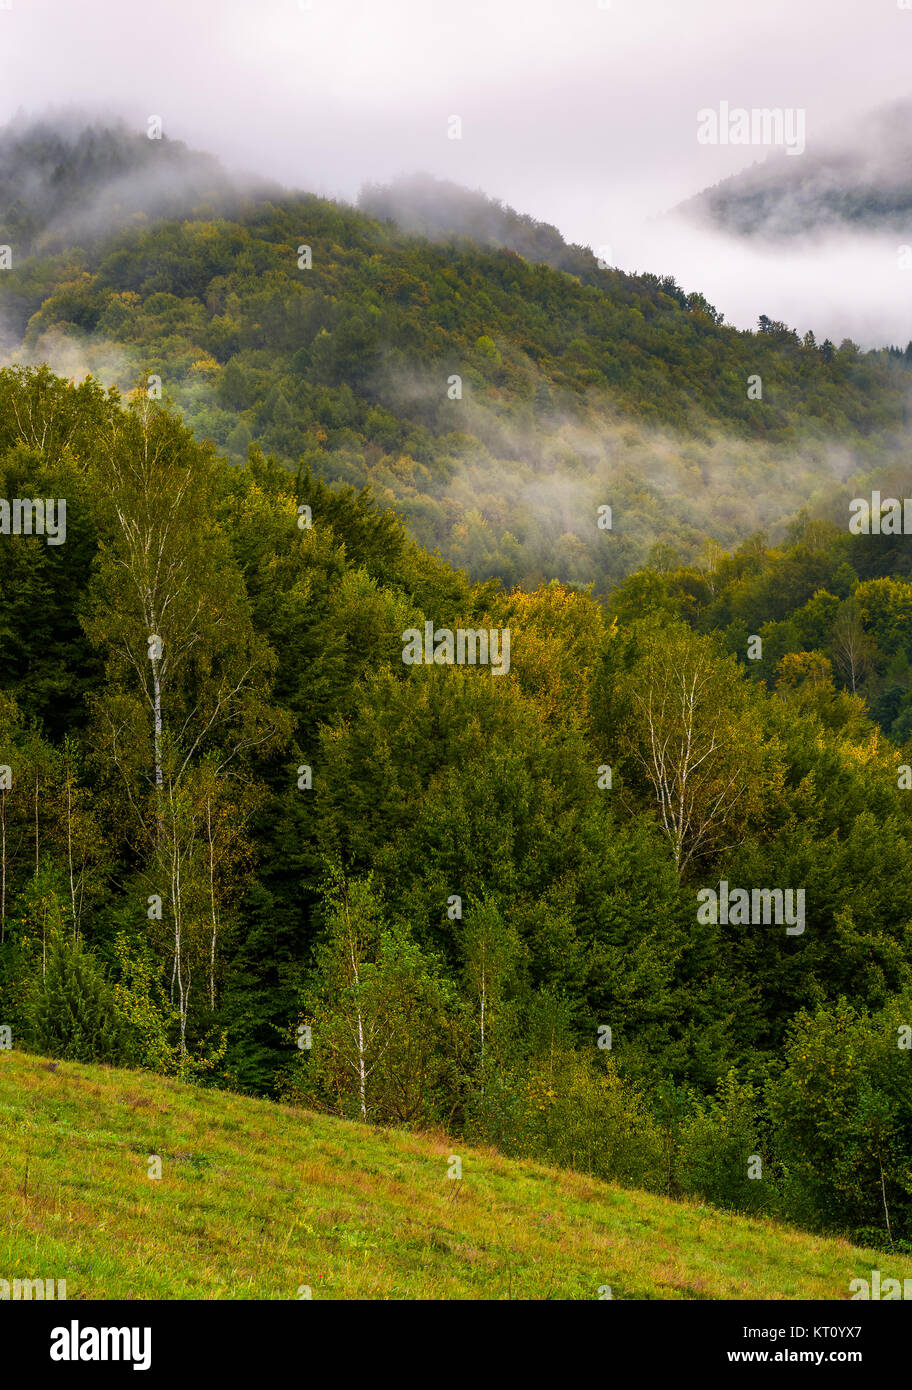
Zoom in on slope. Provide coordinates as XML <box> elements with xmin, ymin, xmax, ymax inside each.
<box><xmin>678</xmin><ymin>100</ymin><xmax>912</xmax><ymax>240</ymax></box>
<box><xmin>1</xmin><ymin>1050</ymin><xmax>909</xmax><ymax>1300</ymax></box>
<box><xmin>3</xmin><ymin>119</ymin><xmax>912</xmax><ymax>592</ymax></box>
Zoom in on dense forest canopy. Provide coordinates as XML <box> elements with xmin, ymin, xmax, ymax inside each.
<box><xmin>1</xmin><ymin>121</ymin><xmax>911</xmax><ymax>1254</ymax></box>
<box><xmin>0</xmin><ymin>362</ymin><xmax>910</xmax><ymax>1251</ymax></box>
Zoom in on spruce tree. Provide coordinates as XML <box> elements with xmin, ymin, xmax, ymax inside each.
<box><xmin>29</xmin><ymin>931</ymin><xmax>135</xmax><ymax>1064</ymax></box>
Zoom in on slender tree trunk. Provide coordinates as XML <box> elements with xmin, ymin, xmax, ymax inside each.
<box><xmin>344</xmin><ymin>893</ymin><xmax>368</xmax><ymax>1121</ymax></box>
<box><xmin>147</xmin><ymin>601</ymin><xmax>164</xmax><ymax>850</ymax></box>
<box><xmin>173</xmin><ymin>866</ymin><xmax>187</xmax><ymax>1057</ymax></box>
<box><xmin>479</xmin><ymin>940</ymin><xmax>487</xmax><ymax>1063</ymax></box>
<box><xmin>879</xmin><ymin>1153</ymin><xmax>893</xmax><ymax>1247</ymax></box>
<box><xmin>1</xmin><ymin>790</ymin><xmax>6</xmax><ymax>944</ymax></box>
<box><xmin>206</xmin><ymin>796</ymin><xmax>217</xmax><ymax>1010</ymax></box>
<box><xmin>356</xmin><ymin>1000</ymin><xmax>367</xmax><ymax>1121</ymax></box>
<box><xmin>66</xmin><ymin>774</ymin><xmax>77</xmax><ymax>941</ymax></box>
<box><xmin>151</xmin><ymin>658</ymin><xmax>163</xmax><ymax>788</ymax></box>
<box><xmin>165</xmin><ymin>785</ymin><xmax>188</xmax><ymax>1055</ymax></box>
<box><xmin>173</xmin><ymin>810</ymin><xmax>187</xmax><ymax>1057</ymax></box>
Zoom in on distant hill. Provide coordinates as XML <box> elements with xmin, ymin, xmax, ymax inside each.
<box><xmin>2</xmin><ymin>117</ymin><xmax>912</xmax><ymax>592</ymax></box>
<box><xmin>678</xmin><ymin>101</ymin><xmax>912</xmax><ymax>239</ymax></box>
<box><xmin>0</xmin><ymin>114</ymin><xmax>240</xmax><ymax>256</ymax></box>
<box><xmin>359</xmin><ymin>172</ymin><xmax>605</xmax><ymax>283</ymax></box>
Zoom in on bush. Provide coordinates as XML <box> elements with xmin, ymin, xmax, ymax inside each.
<box><xmin>768</xmin><ymin>996</ymin><xmax>912</xmax><ymax>1246</ymax></box>
<box><xmin>520</xmin><ymin>1049</ymin><xmax>665</xmax><ymax>1191</ymax></box>
<box><xmin>676</xmin><ymin>1071</ymin><xmax>774</xmax><ymax>1214</ymax></box>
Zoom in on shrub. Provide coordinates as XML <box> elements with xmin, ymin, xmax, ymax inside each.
<box><xmin>768</xmin><ymin>996</ymin><xmax>912</xmax><ymax>1245</ymax></box>
<box><xmin>676</xmin><ymin>1070</ymin><xmax>773</xmax><ymax>1214</ymax></box>
<box><xmin>520</xmin><ymin>1049</ymin><xmax>665</xmax><ymax>1191</ymax></box>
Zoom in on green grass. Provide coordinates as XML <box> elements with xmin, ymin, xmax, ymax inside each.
<box><xmin>1</xmin><ymin>1049</ymin><xmax>908</xmax><ymax>1300</ymax></box>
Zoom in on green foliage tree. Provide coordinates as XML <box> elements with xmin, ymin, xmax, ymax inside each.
<box><xmin>769</xmin><ymin>997</ymin><xmax>912</xmax><ymax>1245</ymax></box>
<box><xmin>676</xmin><ymin>1071</ymin><xmax>773</xmax><ymax>1214</ymax></box>
<box><xmin>28</xmin><ymin>929</ymin><xmax>136</xmax><ymax>1064</ymax></box>
<box><xmin>298</xmin><ymin>873</ymin><xmax>452</xmax><ymax>1125</ymax></box>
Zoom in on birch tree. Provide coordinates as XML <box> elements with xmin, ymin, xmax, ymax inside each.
<box><xmin>310</xmin><ymin>875</ymin><xmax>388</xmax><ymax>1121</ymax></box>
<box><xmin>52</xmin><ymin>738</ymin><xmax>104</xmax><ymax>941</ymax></box>
<box><xmin>830</xmin><ymin>599</ymin><xmax>874</xmax><ymax>694</ymax></box>
<box><xmin>82</xmin><ymin>393</ymin><xmax>286</xmax><ymax>1055</ymax></box>
<box><xmin>83</xmin><ymin>394</ymin><xmax>282</xmax><ymax>814</ymax></box>
<box><xmin>625</xmin><ymin>624</ymin><xmax>766</xmax><ymax>876</ymax></box>
<box><xmin>458</xmin><ymin>895</ymin><xmax>519</xmax><ymax>1073</ymax></box>
<box><xmin>304</xmin><ymin>874</ymin><xmax>450</xmax><ymax>1124</ymax></box>
<box><xmin>0</xmin><ymin>694</ymin><xmax>20</xmax><ymax>944</ymax></box>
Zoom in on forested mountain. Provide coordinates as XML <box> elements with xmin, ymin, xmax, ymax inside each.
<box><xmin>1</xmin><ymin>123</ymin><xmax>911</xmax><ymax>1255</ymax></box>
<box><xmin>0</xmin><ymin>115</ymin><xmax>240</xmax><ymax>258</ymax></box>
<box><xmin>679</xmin><ymin>100</ymin><xmax>912</xmax><ymax>239</ymax></box>
<box><xmin>358</xmin><ymin>173</ymin><xmax>605</xmax><ymax>282</ymax></box>
<box><xmin>2</xmin><ymin>120</ymin><xmax>912</xmax><ymax>595</ymax></box>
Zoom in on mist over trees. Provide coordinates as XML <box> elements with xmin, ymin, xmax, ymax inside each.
<box><xmin>1</xmin><ymin>122</ymin><xmax>912</xmax><ymax>1257</ymax></box>
<box><xmin>2</xmin><ymin>119</ymin><xmax>912</xmax><ymax>602</ymax></box>
<box><xmin>678</xmin><ymin>99</ymin><xmax>912</xmax><ymax>239</ymax></box>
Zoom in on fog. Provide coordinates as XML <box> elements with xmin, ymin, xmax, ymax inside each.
<box><xmin>625</xmin><ymin>219</ymin><xmax>912</xmax><ymax>349</ymax></box>
<box><xmin>342</xmin><ymin>358</ymin><xmax>899</xmax><ymax>590</ymax></box>
<box><xmin>1</xmin><ymin>0</ymin><xmax>912</xmax><ymax>341</ymax></box>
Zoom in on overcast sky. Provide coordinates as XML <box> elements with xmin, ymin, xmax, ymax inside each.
<box><xmin>3</xmin><ymin>0</ymin><xmax>912</xmax><ymax>341</ymax></box>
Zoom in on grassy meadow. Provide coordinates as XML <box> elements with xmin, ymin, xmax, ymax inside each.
<box><xmin>1</xmin><ymin>1049</ymin><xmax>909</xmax><ymax>1301</ymax></box>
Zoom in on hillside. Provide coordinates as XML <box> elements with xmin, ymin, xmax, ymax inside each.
<box><xmin>2</xmin><ymin>366</ymin><xmax>912</xmax><ymax>1257</ymax></box>
<box><xmin>3</xmin><ymin>119</ymin><xmax>912</xmax><ymax>592</ymax></box>
<box><xmin>1</xmin><ymin>1049</ymin><xmax>907</xmax><ymax>1301</ymax></box>
<box><xmin>0</xmin><ymin>115</ymin><xmax>240</xmax><ymax>258</ymax></box>
<box><xmin>678</xmin><ymin>100</ymin><xmax>912</xmax><ymax>240</ymax></box>
<box><xmin>358</xmin><ymin>172</ymin><xmax>604</xmax><ymax>283</ymax></box>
